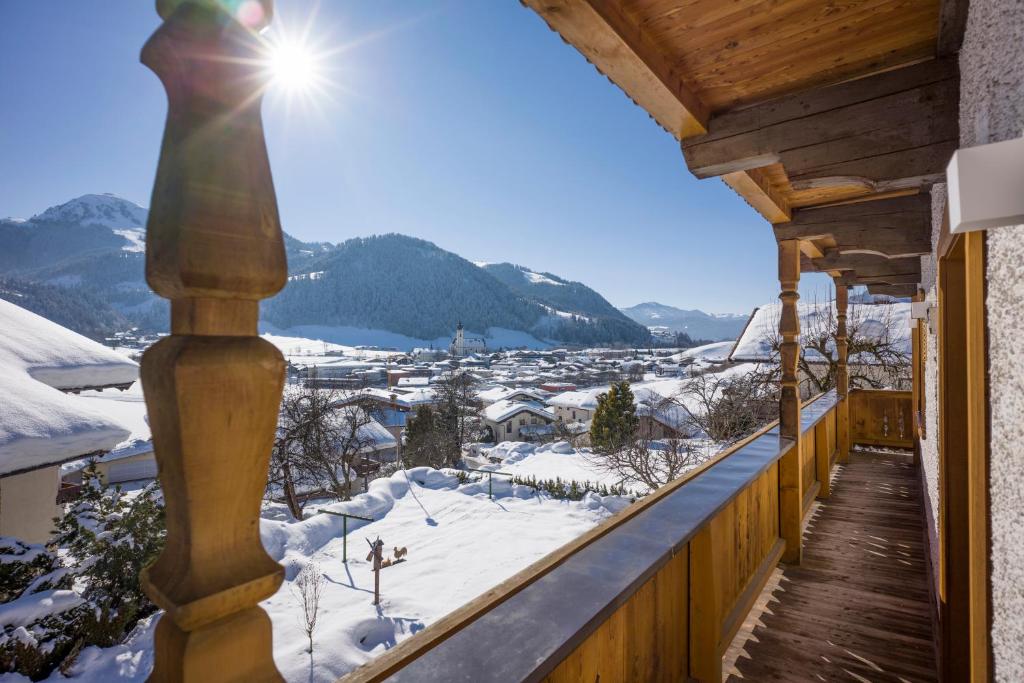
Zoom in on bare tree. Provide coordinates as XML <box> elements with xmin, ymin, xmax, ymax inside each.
<box><xmin>758</xmin><ymin>298</ymin><xmax>911</xmax><ymax>394</ymax></box>
<box><xmin>292</xmin><ymin>561</ymin><xmax>325</xmax><ymax>654</ymax></box>
<box><xmin>268</xmin><ymin>383</ymin><xmax>386</xmax><ymax>515</ymax></box>
<box><xmin>589</xmin><ymin>435</ymin><xmax>701</xmax><ymax>491</ymax></box>
<box><xmin>268</xmin><ymin>384</ymin><xmax>337</xmax><ymax>519</ymax></box>
<box><xmin>317</xmin><ymin>393</ymin><xmax>386</xmax><ymax>500</ymax></box>
<box><xmin>678</xmin><ymin>366</ymin><xmax>779</xmax><ymax>445</ymax></box>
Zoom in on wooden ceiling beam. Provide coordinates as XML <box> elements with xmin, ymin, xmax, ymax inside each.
<box><xmin>523</xmin><ymin>0</ymin><xmax>709</xmax><ymax>139</ymax></box>
<box><xmin>721</xmin><ymin>166</ymin><xmax>791</xmax><ymax>222</ymax></box>
<box><xmin>808</xmin><ymin>252</ymin><xmax>922</xmax><ymax>275</ymax></box>
<box><xmin>681</xmin><ymin>59</ymin><xmax>958</xmax><ymax>193</ymax></box>
<box><xmin>837</xmin><ymin>271</ymin><xmax>922</xmax><ymax>286</ymax></box>
<box><xmin>774</xmin><ymin>194</ymin><xmax>932</xmax><ymax>258</ymax></box>
<box><xmin>804</xmin><ymin>251</ymin><xmax>922</xmax><ymax>287</ymax></box>
<box><xmin>937</xmin><ymin>0</ymin><xmax>970</xmax><ymax>56</ymax></box>
<box><xmin>868</xmin><ymin>283</ymin><xmax>919</xmax><ymax>298</ymax></box>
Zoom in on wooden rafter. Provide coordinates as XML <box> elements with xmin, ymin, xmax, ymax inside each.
<box><xmin>681</xmin><ymin>59</ymin><xmax>958</xmax><ymax>189</ymax></box>
<box><xmin>805</xmin><ymin>252</ymin><xmax>923</xmax><ymax>287</ymax></box>
<box><xmin>522</xmin><ymin>0</ymin><xmax>709</xmax><ymax>138</ymax></box>
<box><xmin>867</xmin><ymin>283</ymin><xmax>919</xmax><ymax>297</ymax></box>
<box><xmin>774</xmin><ymin>194</ymin><xmax>933</xmax><ymax>258</ymax></box>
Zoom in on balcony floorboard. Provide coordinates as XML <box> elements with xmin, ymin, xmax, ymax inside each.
<box><xmin>725</xmin><ymin>449</ymin><xmax>937</xmax><ymax>682</ymax></box>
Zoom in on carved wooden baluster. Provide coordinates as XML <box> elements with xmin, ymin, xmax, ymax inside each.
<box><xmin>834</xmin><ymin>279</ymin><xmax>851</xmax><ymax>463</ymax></box>
<box><xmin>778</xmin><ymin>239</ymin><xmax>803</xmax><ymax>564</ymax></box>
<box><xmin>139</xmin><ymin>1</ymin><xmax>286</xmax><ymax>680</ymax></box>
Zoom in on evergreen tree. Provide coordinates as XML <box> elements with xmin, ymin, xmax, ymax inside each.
<box><xmin>590</xmin><ymin>381</ymin><xmax>639</xmax><ymax>453</ymax></box>
<box><xmin>0</xmin><ymin>465</ymin><xmax>165</xmax><ymax>679</ymax></box>
<box><xmin>404</xmin><ymin>404</ymin><xmax>445</xmax><ymax>468</ymax></box>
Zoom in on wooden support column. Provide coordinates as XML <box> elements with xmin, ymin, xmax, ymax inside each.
<box><xmin>139</xmin><ymin>2</ymin><xmax>287</xmax><ymax>681</ymax></box>
<box><xmin>777</xmin><ymin>240</ymin><xmax>802</xmax><ymax>564</ymax></box>
<box><xmin>835</xmin><ymin>279</ymin><xmax>851</xmax><ymax>463</ymax></box>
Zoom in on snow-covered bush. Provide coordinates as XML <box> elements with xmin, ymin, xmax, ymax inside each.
<box><xmin>0</xmin><ymin>465</ymin><xmax>165</xmax><ymax>679</ymax></box>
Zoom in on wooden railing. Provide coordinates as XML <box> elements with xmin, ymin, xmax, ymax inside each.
<box><xmin>849</xmin><ymin>388</ymin><xmax>914</xmax><ymax>449</ymax></box>
<box><xmin>344</xmin><ymin>391</ymin><xmax>841</xmax><ymax>683</ymax></box>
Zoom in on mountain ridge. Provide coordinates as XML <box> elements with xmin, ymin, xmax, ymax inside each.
<box><xmin>619</xmin><ymin>301</ymin><xmax>748</xmax><ymax>341</ymax></box>
<box><xmin>0</xmin><ymin>194</ymin><xmax>653</xmax><ymax>346</ymax></box>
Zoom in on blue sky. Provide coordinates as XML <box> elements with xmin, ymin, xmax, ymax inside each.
<box><xmin>0</xmin><ymin>1</ymin><xmax>832</xmax><ymax>314</ymax></box>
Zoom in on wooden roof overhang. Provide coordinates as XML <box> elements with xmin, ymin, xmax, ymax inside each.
<box><xmin>524</xmin><ymin>0</ymin><xmax>968</xmax><ymax>297</ymax></box>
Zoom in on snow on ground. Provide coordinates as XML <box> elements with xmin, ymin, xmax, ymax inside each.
<box><xmin>523</xmin><ymin>269</ymin><xmax>564</xmax><ymax>286</ymax></box>
<box><xmin>14</xmin><ymin>467</ymin><xmax>626</xmax><ymax>683</ymax></box>
<box><xmin>478</xmin><ymin>441</ymin><xmax>626</xmax><ymax>489</ymax></box>
<box><xmin>260</xmin><ymin>332</ymin><xmax>404</xmax><ymax>360</ymax></box>
<box><xmin>260</xmin><ymin>323</ymin><xmax>552</xmax><ymax>352</ymax></box>
<box><xmin>111</xmin><ymin>229</ymin><xmax>145</xmax><ymax>252</ymax></box>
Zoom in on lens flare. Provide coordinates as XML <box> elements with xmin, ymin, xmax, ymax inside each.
<box><xmin>268</xmin><ymin>40</ymin><xmax>318</xmax><ymax>92</ymax></box>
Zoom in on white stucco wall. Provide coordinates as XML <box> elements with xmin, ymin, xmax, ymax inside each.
<box><xmin>0</xmin><ymin>466</ymin><xmax>62</xmax><ymax>544</ymax></box>
<box><xmin>958</xmin><ymin>0</ymin><xmax>1024</xmax><ymax>678</ymax></box>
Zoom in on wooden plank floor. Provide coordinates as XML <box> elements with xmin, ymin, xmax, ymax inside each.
<box><xmin>725</xmin><ymin>450</ymin><xmax>937</xmax><ymax>682</ymax></box>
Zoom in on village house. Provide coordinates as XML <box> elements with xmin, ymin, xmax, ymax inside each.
<box><xmin>0</xmin><ymin>300</ymin><xmax>136</xmax><ymax>543</ymax></box>
<box><xmin>480</xmin><ymin>399</ymin><xmax>556</xmax><ymax>443</ymax></box>
<box><xmin>476</xmin><ymin>385</ymin><xmax>549</xmax><ymax>407</ymax></box>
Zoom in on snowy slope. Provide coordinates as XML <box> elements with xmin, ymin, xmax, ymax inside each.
<box><xmin>19</xmin><ymin>467</ymin><xmax>625</xmax><ymax>683</ymax></box>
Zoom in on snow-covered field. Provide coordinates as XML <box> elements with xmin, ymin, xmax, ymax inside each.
<box><xmin>259</xmin><ymin>324</ymin><xmax>553</xmax><ymax>352</ymax></box>
<box><xmin>15</xmin><ymin>467</ymin><xmax>627</xmax><ymax>683</ymax></box>
<box><xmin>474</xmin><ymin>441</ymin><xmax>626</xmax><ymax>488</ymax></box>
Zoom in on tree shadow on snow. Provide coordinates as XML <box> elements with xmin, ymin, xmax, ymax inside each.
<box><xmin>401</xmin><ymin>470</ymin><xmax>439</xmax><ymax>526</ymax></box>
<box><xmin>354</xmin><ymin>615</ymin><xmax>426</xmax><ymax>652</ymax></box>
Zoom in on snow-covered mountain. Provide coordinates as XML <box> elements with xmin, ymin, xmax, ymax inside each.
<box><xmin>32</xmin><ymin>193</ymin><xmax>148</xmax><ymax>231</ymax></box>
<box><xmin>619</xmin><ymin>302</ymin><xmax>748</xmax><ymax>341</ymax></box>
<box><xmin>263</xmin><ymin>235</ymin><xmax>651</xmax><ymax>347</ymax></box>
<box><xmin>1</xmin><ymin>196</ymin><xmax>653</xmax><ymax>346</ymax></box>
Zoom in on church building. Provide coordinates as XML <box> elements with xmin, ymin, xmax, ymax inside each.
<box><xmin>448</xmin><ymin>321</ymin><xmax>486</xmax><ymax>357</ymax></box>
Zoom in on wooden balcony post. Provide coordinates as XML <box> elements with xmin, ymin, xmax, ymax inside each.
<box><xmin>835</xmin><ymin>279</ymin><xmax>851</xmax><ymax>463</ymax></box>
<box><xmin>139</xmin><ymin>1</ymin><xmax>287</xmax><ymax>680</ymax></box>
<box><xmin>778</xmin><ymin>239</ymin><xmax>803</xmax><ymax>564</ymax></box>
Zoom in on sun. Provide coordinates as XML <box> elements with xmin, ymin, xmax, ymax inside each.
<box><xmin>268</xmin><ymin>40</ymin><xmax>320</xmax><ymax>92</ymax></box>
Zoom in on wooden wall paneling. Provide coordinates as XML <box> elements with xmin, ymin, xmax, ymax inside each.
<box><xmin>815</xmin><ymin>420</ymin><xmax>831</xmax><ymax>498</ymax></box>
<box><xmin>544</xmin><ymin>548</ymin><xmax>689</xmax><ymax>683</ymax></box>
<box><xmin>690</xmin><ymin>514</ymin><xmax>725</xmax><ymax>683</ymax></box>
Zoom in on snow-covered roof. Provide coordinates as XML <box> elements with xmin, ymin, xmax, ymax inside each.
<box><xmin>477</xmin><ymin>386</ymin><xmax>547</xmax><ymax>405</ymax></box>
<box><xmin>546</xmin><ymin>387</ymin><xmax>607</xmax><ymax>411</ymax></box>
<box><xmin>671</xmin><ymin>340</ymin><xmax>736</xmax><ymax>364</ymax></box>
<box><xmin>481</xmin><ymin>399</ymin><xmax>554</xmax><ymax>424</ymax></box>
<box><xmin>0</xmin><ymin>301</ymin><xmax>136</xmax><ymax>476</ymax></box>
<box><xmin>731</xmin><ymin>301</ymin><xmax>911</xmax><ymax>362</ymax></box>
<box><xmin>325</xmin><ymin>405</ymin><xmax>398</xmax><ymax>452</ymax></box>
